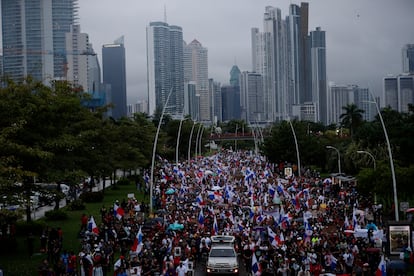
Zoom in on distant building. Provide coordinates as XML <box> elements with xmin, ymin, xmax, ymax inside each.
<box><xmin>184</xmin><ymin>82</ymin><xmax>199</xmax><ymax>121</ymax></box>
<box><xmin>292</xmin><ymin>102</ymin><xmax>317</xmax><ymax>122</ymax></box>
<box><xmin>402</xmin><ymin>44</ymin><xmax>414</xmax><ymax>74</ymax></box>
<box><xmin>1</xmin><ymin>0</ymin><xmax>78</xmax><ymax>82</ymax></box>
<box><xmin>209</xmin><ymin>79</ymin><xmax>222</xmax><ymax>124</ymax></box>
<box><xmin>184</xmin><ymin>39</ymin><xmax>209</xmax><ymax>121</ymax></box>
<box><xmin>310</xmin><ymin>27</ymin><xmax>327</xmax><ymax>125</ymax></box>
<box><xmin>147</xmin><ymin>21</ymin><xmax>184</xmax><ymax>116</ymax></box>
<box><xmin>383</xmin><ymin>75</ymin><xmax>414</xmax><ymax>113</ymax></box>
<box><xmin>240</xmin><ymin>71</ymin><xmax>264</xmax><ymax>124</ymax></box>
<box><xmin>134</xmin><ymin>100</ymin><xmax>149</xmax><ymax>114</ymax></box>
<box><xmin>102</xmin><ymin>37</ymin><xmax>127</xmax><ymax>119</ymax></box>
<box><xmin>230</xmin><ymin>65</ymin><xmax>241</xmax><ymax>87</ymax></box>
<box><xmin>221</xmin><ymin>85</ymin><xmax>240</xmax><ymax>121</ymax></box>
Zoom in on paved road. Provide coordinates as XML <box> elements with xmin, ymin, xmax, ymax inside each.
<box><xmin>193</xmin><ymin>256</ymin><xmax>248</xmax><ymax>276</ymax></box>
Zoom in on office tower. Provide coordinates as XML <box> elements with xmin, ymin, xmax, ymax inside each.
<box><xmin>1</xmin><ymin>0</ymin><xmax>78</xmax><ymax>82</ymax></box>
<box><xmin>240</xmin><ymin>72</ymin><xmax>264</xmax><ymax>124</ymax></box>
<box><xmin>134</xmin><ymin>100</ymin><xmax>149</xmax><ymax>115</ymax></box>
<box><xmin>183</xmin><ymin>39</ymin><xmax>209</xmax><ymax>121</ymax></box>
<box><xmin>209</xmin><ymin>79</ymin><xmax>222</xmax><ymax>124</ymax></box>
<box><xmin>398</xmin><ymin>75</ymin><xmax>414</xmax><ymax>112</ymax></box>
<box><xmin>352</xmin><ymin>86</ymin><xmax>374</xmax><ymax>122</ymax></box>
<box><xmin>221</xmin><ymin>86</ymin><xmax>240</xmax><ymax>121</ymax></box>
<box><xmin>230</xmin><ymin>65</ymin><xmax>241</xmax><ymax>87</ymax></box>
<box><xmin>310</xmin><ymin>27</ymin><xmax>327</xmax><ymax>125</ymax></box>
<box><xmin>402</xmin><ymin>44</ymin><xmax>414</xmax><ymax>74</ymax></box>
<box><xmin>383</xmin><ymin>76</ymin><xmax>399</xmax><ymax>110</ymax></box>
<box><xmin>65</xmin><ymin>25</ymin><xmax>89</xmax><ymax>91</ymax></box>
<box><xmin>87</xmin><ymin>44</ymin><xmax>101</xmax><ymax>93</ymax></box>
<box><xmin>252</xmin><ymin>6</ymin><xmax>286</xmax><ymax>122</ymax></box>
<box><xmin>184</xmin><ymin>82</ymin><xmax>199</xmax><ymax>120</ymax></box>
<box><xmin>147</xmin><ymin>21</ymin><xmax>184</xmax><ymax>116</ymax></box>
<box><xmin>328</xmin><ymin>83</ymin><xmax>351</xmax><ymax>125</ymax></box>
<box><xmin>292</xmin><ymin>102</ymin><xmax>317</xmax><ymax>122</ymax></box>
<box><xmin>102</xmin><ymin>37</ymin><xmax>127</xmax><ymax>119</ymax></box>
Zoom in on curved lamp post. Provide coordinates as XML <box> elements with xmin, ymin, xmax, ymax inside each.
<box><xmin>150</xmin><ymin>88</ymin><xmax>173</xmax><ymax>215</ymax></box>
<box><xmin>194</xmin><ymin>123</ymin><xmax>202</xmax><ymax>158</ymax></box>
<box><xmin>176</xmin><ymin>115</ymin><xmax>185</xmax><ymax>166</ymax></box>
<box><xmin>198</xmin><ymin>127</ymin><xmax>204</xmax><ymax>157</ymax></box>
<box><xmin>326</xmin><ymin>145</ymin><xmax>341</xmax><ymax>175</ymax></box>
<box><xmin>357</xmin><ymin>150</ymin><xmax>376</xmax><ymax>170</ymax></box>
<box><xmin>288</xmin><ymin>119</ymin><xmax>301</xmax><ymax>177</ymax></box>
<box><xmin>187</xmin><ymin>121</ymin><xmax>196</xmax><ymax>164</ymax></box>
<box><xmin>366</xmin><ymin>96</ymin><xmax>398</xmax><ymax>221</ymax></box>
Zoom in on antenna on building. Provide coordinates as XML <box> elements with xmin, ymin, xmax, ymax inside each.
<box><xmin>164</xmin><ymin>4</ymin><xmax>167</xmax><ymax>23</ymax></box>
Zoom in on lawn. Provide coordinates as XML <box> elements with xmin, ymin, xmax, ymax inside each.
<box><xmin>0</xmin><ymin>181</ymin><xmax>146</xmax><ymax>276</ymax></box>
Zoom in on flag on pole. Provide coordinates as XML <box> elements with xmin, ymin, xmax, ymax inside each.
<box><xmin>267</xmin><ymin>227</ymin><xmax>278</xmax><ymax>247</ymax></box>
<box><xmin>198</xmin><ymin>209</ymin><xmax>204</xmax><ymax>226</ymax></box>
<box><xmin>131</xmin><ymin>226</ymin><xmax>144</xmax><ymax>254</ymax></box>
<box><xmin>213</xmin><ymin>215</ymin><xmax>219</xmax><ymax>235</ymax></box>
<box><xmin>114</xmin><ymin>203</ymin><xmax>124</xmax><ymax>220</ymax></box>
<box><xmin>88</xmin><ymin>216</ymin><xmax>99</xmax><ymax>234</ymax></box>
<box><xmin>252</xmin><ymin>253</ymin><xmax>261</xmax><ymax>275</ymax></box>
<box><xmin>376</xmin><ymin>255</ymin><xmax>387</xmax><ymax>276</ymax></box>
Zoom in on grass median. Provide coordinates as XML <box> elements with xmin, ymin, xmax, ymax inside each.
<box><xmin>0</xmin><ymin>181</ymin><xmax>146</xmax><ymax>276</ymax></box>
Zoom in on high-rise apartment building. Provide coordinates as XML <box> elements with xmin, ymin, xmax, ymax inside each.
<box><xmin>183</xmin><ymin>39</ymin><xmax>209</xmax><ymax>121</ymax></box>
<box><xmin>240</xmin><ymin>72</ymin><xmax>264</xmax><ymax>124</ymax></box>
<box><xmin>402</xmin><ymin>44</ymin><xmax>414</xmax><ymax>74</ymax></box>
<box><xmin>310</xmin><ymin>27</ymin><xmax>327</xmax><ymax>125</ymax></box>
<box><xmin>147</xmin><ymin>21</ymin><xmax>184</xmax><ymax>116</ymax></box>
<box><xmin>209</xmin><ymin>79</ymin><xmax>222</xmax><ymax>124</ymax></box>
<box><xmin>383</xmin><ymin>75</ymin><xmax>414</xmax><ymax>113</ymax></box>
<box><xmin>1</xmin><ymin>0</ymin><xmax>78</xmax><ymax>82</ymax></box>
<box><xmin>252</xmin><ymin>3</ymin><xmax>325</xmax><ymax>124</ymax></box>
<box><xmin>65</xmin><ymin>25</ymin><xmax>89</xmax><ymax>90</ymax></box>
<box><xmin>102</xmin><ymin>37</ymin><xmax>127</xmax><ymax>119</ymax></box>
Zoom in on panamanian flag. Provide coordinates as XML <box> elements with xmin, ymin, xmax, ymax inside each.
<box><xmin>252</xmin><ymin>253</ymin><xmax>261</xmax><ymax>275</ymax></box>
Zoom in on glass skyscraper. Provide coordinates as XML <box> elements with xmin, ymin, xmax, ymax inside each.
<box><xmin>102</xmin><ymin>37</ymin><xmax>127</xmax><ymax>119</ymax></box>
<box><xmin>146</xmin><ymin>21</ymin><xmax>184</xmax><ymax>116</ymax></box>
<box><xmin>1</xmin><ymin>0</ymin><xmax>78</xmax><ymax>82</ymax></box>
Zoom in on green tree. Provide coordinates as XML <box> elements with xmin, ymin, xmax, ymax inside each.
<box><xmin>340</xmin><ymin>103</ymin><xmax>364</xmax><ymax>138</ymax></box>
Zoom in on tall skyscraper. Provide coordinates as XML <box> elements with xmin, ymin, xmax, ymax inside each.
<box><xmin>147</xmin><ymin>21</ymin><xmax>184</xmax><ymax>116</ymax></box>
<box><xmin>1</xmin><ymin>0</ymin><xmax>78</xmax><ymax>82</ymax></box>
<box><xmin>221</xmin><ymin>85</ymin><xmax>240</xmax><ymax>121</ymax></box>
<box><xmin>383</xmin><ymin>76</ymin><xmax>399</xmax><ymax>110</ymax></box>
<box><xmin>102</xmin><ymin>37</ymin><xmax>127</xmax><ymax>119</ymax></box>
<box><xmin>183</xmin><ymin>39</ymin><xmax>209</xmax><ymax>121</ymax></box>
<box><xmin>310</xmin><ymin>27</ymin><xmax>327</xmax><ymax>125</ymax></box>
<box><xmin>402</xmin><ymin>44</ymin><xmax>414</xmax><ymax>74</ymax></box>
<box><xmin>240</xmin><ymin>72</ymin><xmax>264</xmax><ymax>124</ymax></box>
<box><xmin>65</xmin><ymin>25</ymin><xmax>89</xmax><ymax>90</ymax></box>
<box><xmin>383</xmin><ymin>75</ymin><xmax>414</xmax><ymax>113</ymax></box>
<box><xmin>209</xmin><ymin>79</ymin><xmax>222</xmax><ymax>124</ymax></box>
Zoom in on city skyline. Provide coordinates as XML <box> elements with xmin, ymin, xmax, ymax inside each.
<box><xmin>75</xmin><ymin>0</ymin><xmax>414</xmax><ymax>105</ymax></box>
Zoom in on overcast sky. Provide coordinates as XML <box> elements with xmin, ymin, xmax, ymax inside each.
<box><xmin>78</xmin><ymin>0</ymin><xmax>414</xmax><ymax>104</ymax></box>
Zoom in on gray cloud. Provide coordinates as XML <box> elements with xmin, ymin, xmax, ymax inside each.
<box><xmin>78</xmin><ymin>0</ymin><xmax>414</xmax><ymax>104</ymax></box>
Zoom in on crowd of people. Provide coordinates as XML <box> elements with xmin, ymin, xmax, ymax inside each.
<box><xmin>39</xmin><ymin>149</ymin><xmax>404</xmax><ymax>275</ymax></box>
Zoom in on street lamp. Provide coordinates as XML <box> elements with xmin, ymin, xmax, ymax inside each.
<box><xmin>198</xmin><ymin>127</ymin><xmax>205</xmax><ymax>157</ymax></box>
<box><xmin>176</xmin><ymin>115</ymin><xmax>186</xmax><ymax>166</ymax></box>
<box><xmin>150</xmin><ymin>88</ymin><xmax>173</xmax><ymax>215</ymax></box>
<box><xmin>288</xmin><ymin>119</ymin><xmax>301</xmax><ymax>177</ymax></box>
<box><xmin>187</xmin><ymin>121</ymin><xmax>196</xmax><ymax>164</ymax></box>
<box><xmin>326</xmin><ymin>145</ymin><xmax>341</xmax><ymax>175</ymax></box>
<box><xmin>194</xmin><ymin>123</ymin><xmax>202</xmax><ymax>158</ymax></box>
<box><xmin>357</xmin><ymin>150</ymin><xmax>376</xmax><ymax>170</ymax></box>
<box><xmin>366</xmin><ymin>95</ymin><xmax>398</xmax><ymax>221</ymax></box>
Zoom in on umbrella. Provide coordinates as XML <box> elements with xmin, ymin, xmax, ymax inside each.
<box><xmin>204</xmin><ymin>170</ymin><xmax>214</xmax><ymax>175</ymax></box>
<box><xmin>323</xmin><ymin>178</ymin><xmax>332</xmax><ymax>184</ymax></box>
<box><xmin>168</xmin><ymin>222</ymin><xmax>184</xmax><ymax>231</ymax></box>
<box><xmin>211</xmin><ymin>186</ymin><xmax>223</xmax><ymax>191</ymax></box>
<box><xmin>405</xmin><ymin>208</ymin><xmax>414</xmax><ymax>213</ymax></box>
<box><xmin>165</xmin><ymin>188</ymin><xmax>175</xmax><ymax>195</ymax></box>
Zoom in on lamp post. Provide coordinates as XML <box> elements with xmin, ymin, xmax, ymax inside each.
<box><xmin>187</xmin><ymin>121</ymin><xmax>196</xmax><ymax>164</ymax></box>
<box><xmin>194</xmin><ymin>123</ymin><xmax>202</xmax><ymax>158</ymax></box>
<box><xmin>326</xmin><ymin>145</ymin><xmax>341</xmax><ymax>175</ymax></box>
<box><xmin>176</xmin><ymin>115</ymin><xmax>185</xmax><ymax>166</ymax></box>
<box><xmin>366</xmin><ymin>96</ymin><xmax>398</xmax><ymax>221</ymax></box>
<box><xmin>198</xmin><ymin>127</ymin><xmax>204</xmax><ymax>157</ymax></box>
<box><xmin>288</xmin><ymin>119</ymin><xmax>301</xmax><ymax>177</ymax></box>
<box><xmin>357</xmin><ymin>150</ymin><xmax>376</xmax><ymax>170</ymax></box>
<box><xmin>150</xmin><ymin>88</ymin><xmax>172</xmax><ymax>215</ymax></box>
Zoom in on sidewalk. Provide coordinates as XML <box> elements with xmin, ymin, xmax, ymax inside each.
<box><xmin>25</xmin><ymin>179</ymin><xmax>112</xmax><ymax>221</ymax></box>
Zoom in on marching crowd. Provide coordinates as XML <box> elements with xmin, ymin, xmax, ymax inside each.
<box><xmin>39</xmin><ymin>149</ymin><xmax>402</xmax><ymax>276</ymax></box>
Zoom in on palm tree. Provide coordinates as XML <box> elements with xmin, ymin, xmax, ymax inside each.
<box><xmin>340</xmin><ymin>103</ymin><xmax>364</xmax><ymax>138</ymax></box>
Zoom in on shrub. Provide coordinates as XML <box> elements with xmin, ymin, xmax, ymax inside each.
<box><xmin>79</xmin><ymin>191</ymin><xmax>104</xmax><ymax>203</ymax></box>
<box><xmin>15</xmin><ymin>220</ymin><xmax>46</xmax><ymax>236</ymax></box>
<box><xmin>44</xmin><ymin>209</ymin><xmax>68</xmax><ymax>221</ymax></box>
<box><xmin>67</xmin><ymin>199</ymin><xmax>85</xmax><ymax>211</ymax></box>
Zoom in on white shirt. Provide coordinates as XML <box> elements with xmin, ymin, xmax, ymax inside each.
<box><xmin>176</xmin><ymin>265</ymin><xmax>187</xmax><ymax>276</ymax></box>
